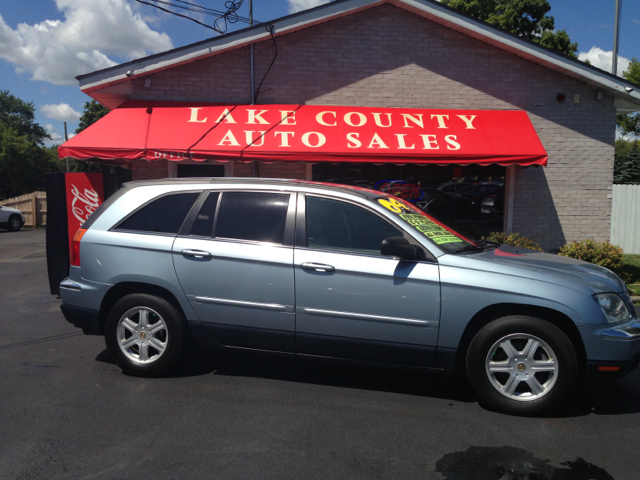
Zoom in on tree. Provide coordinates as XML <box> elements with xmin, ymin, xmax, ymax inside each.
<box><xmin>75</xmin><ymin>100</ymin><xmax>110</xmax><ymax>134</ymax></box>
<box><xmin>613</xmin><ymin>141</ymin><xmax>640</xmax><ymax>184</ymax></box>
<box><xmin>0</xmin><ymin>123</ymin><xmax>59</xmax><ymax>200</ymax></box>
<box><xmin>0</xmin><ymin>91</ymin><xmax>59</xmax><ymax>199</ymax></box>
<box><xmin>617</xmin><ymin>58</ymin><xmax>640</xmax><ymax>137</ymax></box>
<box><xmin>615</xmin><ymin>139</ymin><xmax>633</xmax><ymax>163</ymax></box>
<box><xmin>0</xmin><ymin>90</ymin><xmax>50</xmax><ymax>145</ymax></box>
<box><xmin>441</xmin><ymin>0</ymin><xmax>578</xmax><ymax>58</ymax></box>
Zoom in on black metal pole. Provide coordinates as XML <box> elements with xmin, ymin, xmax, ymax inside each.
<box><xmin>250</xmin><ymin>0</ymin><xmax>255</xmax><ymax>104</ymax></box>
<box><xmin>64</xmin><ymin>122</ymin><xmax>69</xmax><ymax>172</ymax></box>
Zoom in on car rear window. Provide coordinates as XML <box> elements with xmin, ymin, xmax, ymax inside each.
<box><xmin>116</xmin><ymin>192</ymin><xmax>199</xmax><ymax>234</ymax></box>
<box><xmin>215</xmin><ymin>191</ymin><xmax>289</xmax><ymax>244</ymax></box>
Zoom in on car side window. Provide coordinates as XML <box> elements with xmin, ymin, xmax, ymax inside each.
<box><xmin>189</xmin><ymin>192</ymin><xmax>220</xmax><ymax>237</ymax></box>
<box><xmin>116</xmin><ymin>192</ymin><xmax>199</xmax><ymax>234</ymax></box>
<box><xmin>215</xmin><ymin>191</ymin><xmax>290</xmax><ymax>244</ymax></box>
<box><xmin>306</xmin><ymin>196</ymin><xmax>403</xmax><ymax>254</ymax></box>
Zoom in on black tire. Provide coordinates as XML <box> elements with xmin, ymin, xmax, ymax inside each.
<box><xmin>466</xmin><ymin>316</ymin><xmax>579</xmax><ymax>416</ymax></box>
<box><xmin>8</xmin><ymin>215</ymin><xmax>22</xmax><ymax>232</ymax></box>
<box><xmin>105</xmin><ymin>293</ymin><xmax>187</xmax><ymax>377</ymax></box>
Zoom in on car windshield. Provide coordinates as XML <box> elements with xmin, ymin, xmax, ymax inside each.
<box><xmin>374</xmin><ymin>196</ymin><xmax>477</xmax><ymax>254</ymax></box>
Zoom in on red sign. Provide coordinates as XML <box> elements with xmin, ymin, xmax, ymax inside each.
<box><xmin>64</xmin><ymin>173</ymin><xmax>104</xmax><ymax>258</ymax></box>
<box><xmin>58</xmin><ymin>101</ymin><xmax>547</xmax><ymax>167</ymax></box>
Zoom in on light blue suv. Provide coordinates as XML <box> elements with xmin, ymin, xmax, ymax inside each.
<box><xmin>60</xmin><ymin>178</ymin><xmax>640</xmax><ymax>415</ymax></box>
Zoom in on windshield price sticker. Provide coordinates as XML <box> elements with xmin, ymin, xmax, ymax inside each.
<box><xmin>378</xmin><ymin>197</ymin><xmax>407</xmax><ymax>213</ymax></box>
<box><xmin>399</xmin><ymin>214</ymin><xmax>462</xmax><ymax>244</ymax></box>
<box><xmin>378</xmin><ymin>197</ymin><xmax>463</xmax><ymax>245</ymax></box>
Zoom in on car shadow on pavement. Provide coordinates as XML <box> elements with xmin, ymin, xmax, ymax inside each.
<box><xmin>96</xmin><ymin>346</ymin><xmax>477</xmax><ymax>403</ymax></box>
<box><xmin>95</xmin><ymin>347</ymin><xmax>640</xmax><ymax>415</ymax></box>
<box><xmin>216</xmin><ymin>350</ymin><xmax>479</xmax><ymax>403</ymax></box>
<box><xmin>578</xmin><ymin>382</ymin><xmax>640</xmax><ymax>416</ymax></box>
<box><xmin>0</xmin><ymin>228</ymin><xmax>34</xmax><ymax>234</ymax></box>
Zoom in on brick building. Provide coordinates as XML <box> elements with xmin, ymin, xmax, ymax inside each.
<box><xmin>60</xmin><ymin>0</ymin><xmax>640</xmax><ymax>250</ymax></box>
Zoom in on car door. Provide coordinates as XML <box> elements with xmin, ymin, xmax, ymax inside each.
<box><xmin>173</xmin><ymin>190</ymin><xmax>297</xmax><ymax>352</ymax></box>
<box><xmin>294</xmin><ymin>194</ymin><xmax>440</xmax><ymax>367</ymax></box>
<box><xmin>0</xmin><ymin>206</ymin><xmax>9</xmax><ymax>224</ymax></box>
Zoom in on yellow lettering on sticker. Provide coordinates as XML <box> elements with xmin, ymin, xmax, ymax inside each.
<box><xmin>378</xmin><ymin>197</ymin><xmax>407</xmax><ymax>213</ymax></box>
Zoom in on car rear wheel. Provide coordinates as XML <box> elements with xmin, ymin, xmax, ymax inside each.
<box><xmin>8</xmin><ymin>215</ymin><xmax>22</xmax><ymax>232</ymax></box>
<box><xmin>466</xmin><ymin>316</ymin><xmax>579</xmax><ymax>416</ymax></box>
<box><xmin>105</xmin><ymin>293</ymin><xmax>187</xmax><ymax>377</ymax></box>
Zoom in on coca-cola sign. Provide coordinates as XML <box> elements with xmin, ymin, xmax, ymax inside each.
<box><xmin>64</xmin><ymin>173</ymin><xmax>104</xmax><ymax>259</ymax></box>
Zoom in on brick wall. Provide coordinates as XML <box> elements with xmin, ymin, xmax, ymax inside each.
<box><xmin>129</xmin><ymin>4</ymin><xmax>615</xmax><ymax>249</ymax></box>
<box><xmin>131</xmin><ymin>159</ymin><xmax>169</xmax><ymax>180</ymax></box>
<box><xmin>252</xmin><ymin>162</ymin><xmax>307</xmax><ymax>179</ymax></box>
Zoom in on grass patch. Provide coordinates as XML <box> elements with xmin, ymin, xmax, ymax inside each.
<box><xmin>621</xmin><ymin>254</ymin><xmax>640</xmax><ymax>298</ymax></box>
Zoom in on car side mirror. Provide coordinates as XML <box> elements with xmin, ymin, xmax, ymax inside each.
<box><xmin>381</xmin><ymin>237</ymin><xmax>428</xmax><ymax>261</ymax></box>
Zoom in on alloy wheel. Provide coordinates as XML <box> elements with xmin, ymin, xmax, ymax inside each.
<box><xmin>116</xmin><ymin>307</ymin><xmax>168</xmax><ymax>364</ymax></box>
<box><xmin>9</xmin><ymin>217</ymin><xmax>21</xmax><ymax>230</ymax></box>
<box><xmin>485</xmin><ymin>333</ymin><xmax>558</xmax><ymax>402</ymax></box>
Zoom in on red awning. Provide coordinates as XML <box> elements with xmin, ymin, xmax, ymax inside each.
<box><xmin>58</xmin><ymin>101</ymin><xmax>547</xmax><ymax>167</ymax></box>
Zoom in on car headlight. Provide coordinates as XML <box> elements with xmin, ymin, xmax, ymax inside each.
<box><xmin>593</xmin><ymin>293</ymin><xmax>632</xmax><ymax>325</ymax></box>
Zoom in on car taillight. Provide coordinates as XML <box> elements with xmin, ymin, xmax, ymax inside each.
<box><xmin>70</xmin><ymin>228</ymin><xmax>87</xmax><ymax>267</ymax></box>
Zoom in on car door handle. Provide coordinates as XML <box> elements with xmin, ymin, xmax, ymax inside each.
<box><xmin>301</xmin><ymin>262</ymin><xmax>335</xmax><ymax>273</ymax></box>
<box><xmin>181</xmin><ymin>249</ymin><xmax>212</xmax><ymax>259</ymax></box>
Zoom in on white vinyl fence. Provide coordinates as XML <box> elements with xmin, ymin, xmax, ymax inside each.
<box><xmin>611</xmin><ymin>184</ymin><xmax>640</xmax><ymax>254</ymax></box>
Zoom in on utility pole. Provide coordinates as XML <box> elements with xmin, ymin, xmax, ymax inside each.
<box><xmin>250</xmin><ymin>0</ymin><xmax>255</xmax><ymax>105</ymax></box>
<box><xmin>250</xmin><ymin>0</ymin><xmax>258</xmax><ymax>177</ymax></box>
<box><xmin>612</xmin><ymin>0</ymin><xmax>622</xmax><ymax>75</ymax></box>
<box><xmin>64</xmin><ymin>121</ymin><xmax>69</xmax><ymax>172</ymax></box>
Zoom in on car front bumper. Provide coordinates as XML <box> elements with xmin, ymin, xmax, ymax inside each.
<box><xmin>579</xmin><ymin>319</ymin><xmax>640</xmax><ymax>384</ymax></box>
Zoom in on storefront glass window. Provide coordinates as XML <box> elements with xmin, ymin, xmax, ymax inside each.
<box><xmin>313</xmin><ymin>163</ymin><xmax>505</xmax><ymax>239</ymax></box>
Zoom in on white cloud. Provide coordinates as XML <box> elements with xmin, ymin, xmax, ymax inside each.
<box><xmin>49</xmin><ymin>132</ymin><xmax>65</xmax><ymax>142</ymax></box>
<box><xmin>578</xmin><ymin>46</ymin><xmax>631</xmax><ymax>76</ymax></box>
<box><xmin>286</xmin><ymin>0</ymin><xmax>333</xmax><ymax>14</ymax></box>
<box><xmin>41</xmin><ymin>103</ymin><xmax>82</xmax><ymax>122</ymax></box>
<box><xmin>616</xmin><ymin>130</ymin><xmax>639</xmax><ymax>141</ymax></box>
<box><xmin>44</xmin><ymin>124</ymin><xmax>76</xmax><ymax>146</ymax></box>
<box><xmin>0</xmin><ymin>0</ymin><xmax>174</xmax><ymax>86</ymax></box>
<box><xmin>44</xmin><ymin>124</ymin><xmax>64</xmax><ymax>144</ymax></box>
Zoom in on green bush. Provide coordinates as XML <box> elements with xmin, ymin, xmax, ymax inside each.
<box><xmin>558</xmin><ymin>239</ymin><xmax>631</xmax><ymax>283</ymax></box>
<box><xmin>482</xmin><ymin>232</ymin><xmax>544</xmax><ymax>251</ymax></box>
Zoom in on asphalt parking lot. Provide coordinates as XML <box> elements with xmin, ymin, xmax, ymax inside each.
<box><xmin>1</xmin><ymin>229</ymin><xmax>640</xmax><ymax>479</ymax></box>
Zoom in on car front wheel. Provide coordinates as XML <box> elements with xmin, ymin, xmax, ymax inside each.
<box><xmin>466</xmin><ymin>316</ymin><xmax>579</xmax><ymax>416</ymax></box>
<box><xmin>105</xmin><ymin>293</ymin><xmax>187</xmax><ymax>377</ymax></box>
<box><xmin>8</xmin><ymin>215</ymin><xmax>22</xmax><ymax>231</ymax></box>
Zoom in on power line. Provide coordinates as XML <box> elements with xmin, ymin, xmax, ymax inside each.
<box><xmin>135</xmin><ymin>0</ymin><xmax>218</xmax><ymax>32</ymax></box>
<box><xmin>134</xmin><ymin>0</ymin><xmax>258</xmax><ymax>33</ymax></box>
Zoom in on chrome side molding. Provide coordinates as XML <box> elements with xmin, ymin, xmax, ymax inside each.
<box><xmin>299</xmin><ymin>307</ymin><xmax>437</xmax><ymax>327</ymax></box>
<box><xmin>193</xmin><ymin>296</ymin><xmax>291</xmax><ymax>312</ymax></box>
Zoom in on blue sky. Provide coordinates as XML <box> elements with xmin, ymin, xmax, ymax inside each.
<box><xmin>0</xmin><ymin>0</ymin><xmax>638</xmax><ymax>145</ymax></box>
